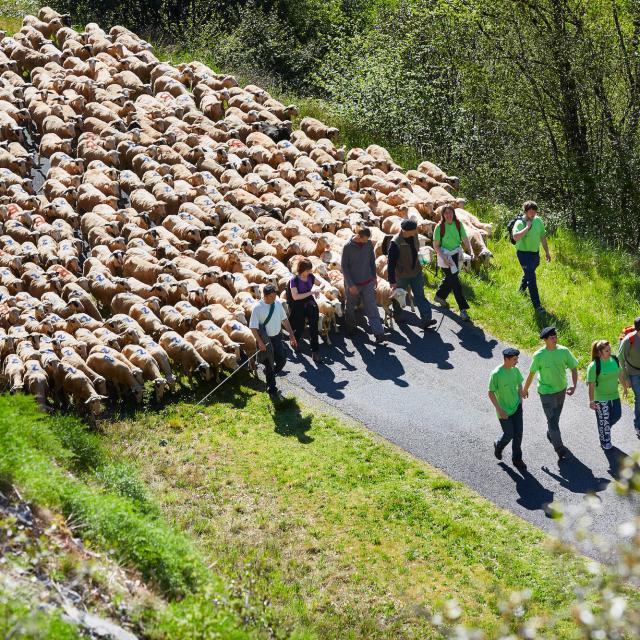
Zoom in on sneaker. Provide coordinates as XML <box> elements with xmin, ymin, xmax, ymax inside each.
<box><xmin>374</xmin><ymin>334</ymin><xmax>387</xmax><ymax>345</ymax></box>
<box><xmin>513</xmin><ymin>459</ymin><xmax>527</xmax><ymax>470</ymax></box>
<box><xmin>433</xmin><ymin>295</ymin><xmax>449</xmax><ymax>308</ymax></box>
<box><xmin>601</xmin><ymin>442</ymin><xmax>613</xmax><ymax>451</ymax></box>
<box><xmin>493</xmin><ymin>443</ymin><xmax>503</xmax><ymax>460</ymax></box>
<box><xmin>459</xmin><ymin>309</ymin><xmax>471</xmax><ymax>322</ymax></box>
<box><xmin>635</xmin><ymin>429</ymin><xmax>640</xmax><ymax>440</ymax></box>
<box><xmin>535</xmin><ymin>306</ymin><xmax>547</xmax><ymax>314</ymax></box>
<box><xmin>421</xmin><ymin>318</ymin><xmax>438</xmax><ymax>330</ymax></box>
<box><xmin>268</xmin><ymin>390</ymin><xmax>283</xmax><ymax>403</ymax></box>
<box><xmin>557</xmin><ymin>447</ymin><xmax>569</xmax><ymax>462</ymax></box>
<box><xmin>312</xmin><ymin>352</ymin><xmax>321</xmax><ymax>363</ymax></box>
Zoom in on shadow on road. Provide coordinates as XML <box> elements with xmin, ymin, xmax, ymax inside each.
<box><xmin>351</xmin><ymin>335</ymin><xmax>409</xmax><ymax>387</ymax></box>
<box><xmin>451</xmin><ymin>323</ymin><xmax>499</xmax><ymax>360</ymax></box>
<box><xmin>499</xmin><ymin>463</ymin><xmax>555</xmax><ymax>516</ymax></box>
<box><xmin>296</xmin><ymin>351</ymin><xmax>349</xmax><ymax>400</ymax></box>
<box><xmin>541</xmin><ymin>453</ymin><xmax>610</xmax><ymax>494</ymax></box>
<box><xmin>392</xmin><ymin>321</ymin><xmax>455</xmax><ymax>370</ymax></box>
<box><xmin>603</xmin><ymin>446</ymin><xmax>631</xmax><ymax>480</ymax></box>
<box><xmin>271</xmin><ymin>398</ymin><xmax>314</xmax><ymax>444</ymax></box>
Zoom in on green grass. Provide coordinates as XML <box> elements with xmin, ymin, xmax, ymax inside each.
<box><xmin>104</xmin><ymin>381</ymin><xmax>597</xmax><ymax>639</ymax></box>
<box><xmin>0</xmin><ymin>593</ymin><xmax>81</xmax><ymax>639</ymax></box>
<box><xmin>0</xmin><ymin>391</ymin><xmax>611</xmax><ymax>638</ymax></box>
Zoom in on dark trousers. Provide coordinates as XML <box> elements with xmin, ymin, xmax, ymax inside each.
<box><xmin>435</xmin><ymin>254</ymin><xmax>469</xmax><ymax>310</ymax></box>
<box><xmin>290</xmin><ymin>302</ymin><xmax>319</xmax><ymax>352</ymax></box>
<box><xmin>594</xmin><ymin>399</ymin><xmax>622</xmax><ymax>449</ymax></box>
<box><xmin>517</xmin><ymin>250</ymin><xmax>541</xmax><ymax>308</ymax></box>
<box><xmin>539</xmin><ymin>391</ymin><xmax>566</xmax><ymax>451</ymax></box>
<box><xmin>495</xmin><ymin>404</ymin><xmax>524</xmax><ymax>462</ymax></box>
<box><xmin>393</xmin><ymin>272</ymin><xmax>432</xmax><ymax>322</ymax></box>
<box><xmin>264</xmin><ymin>333</ymin><xmax>286</xmax><ymax>394</ymax></box>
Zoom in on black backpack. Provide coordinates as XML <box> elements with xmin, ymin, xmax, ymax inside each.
<box><xmin>594</xmin><ymin>355</ymin><xmax>620</xmax><ymax>386</ymax></box>
<box><xmin>285</xmin><ymin>276</ymin><xmax>298</xmax><ymax>306</ymax></box>
<box><xmin>507</xmin><ymin>214</ymin><xmax>524</xmax><ymax>245</ymax></box>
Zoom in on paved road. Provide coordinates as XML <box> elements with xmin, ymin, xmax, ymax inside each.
<box><xmin>277</xmin><ymin>307</ymin><xmax>640</xmax><ymax>559</ymax></box>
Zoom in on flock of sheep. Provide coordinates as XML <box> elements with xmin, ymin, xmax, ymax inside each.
<box><xmin>0</xmin><ymin>7</ymin><xmax>494</xmax><ymax>419</ymax></box>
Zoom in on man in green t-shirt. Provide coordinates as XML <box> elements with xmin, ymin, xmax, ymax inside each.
<box><xmin>489</xmin><ymin>347</ymin><xmax>527</xmax><ymax>470</ymax></box>
<box><xmin>523</xmin><ymin>326</ymin><xmax>579</xmax><ymax>462</ymax></box>
<box><xmin>512</xmin><ymin>201</ymin><xmax>551</xmax><ymax>314</ymax></box>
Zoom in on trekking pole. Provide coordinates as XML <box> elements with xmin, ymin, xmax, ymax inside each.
<box><xmin>194</xmin><ymin>349</ymin><xmax>261</xmax><ymax>407</ymax></box>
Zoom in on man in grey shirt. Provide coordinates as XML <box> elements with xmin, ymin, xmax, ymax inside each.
<box><xmin>341</xmin><ymin>227</ymin><xmax>386</xmax><ymax>344</ymax></box>
<box><xmin>618</xmin><ymin>316</ymin><xmax>640</xmax><ymax>437</ymax></box>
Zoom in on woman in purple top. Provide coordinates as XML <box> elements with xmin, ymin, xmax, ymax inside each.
<box><xmin>288</xmin><ymin>258</ymin><xmax>321</xmax><ymax>362</ymax></box>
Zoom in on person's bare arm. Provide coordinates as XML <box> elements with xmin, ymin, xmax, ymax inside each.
<box><xmin>290</xmin><ymin>286</ymin><xmax>312</xmax><ymax>301</ymax></box>
<box><xmin>541</xmin><ymin>235</ymin><xmax>551</xmax><ymax>261</ymax></box>
<box><xmin>488</xmin><ymin>391</ymin><xmax>507</xmax><ymax>420</ymax></box>
<box><xmin>566</xmin><ymin>368</ymin><xmax>578</xmax><ymax>395</ymax></box>
<box><xmin>522</xmin><ymin>371</ymin><xmax>535</xmax><ymax>398</ymax></box>
<box><xmin>512</xmin><ymin>221</ymin><xmax>531</xmax><ymax>241</ymax></box>
<box><xmin>588</xmin><ymin>381</ymin><xmax>596</xmax><ymax>410</ymax></box>
<box><xmin>282</xmin><ymin>318</ymin><xmax>297</xmax><ymax>348</ymax></box>
<box><xmin>251</xmin><ymin>328</ymin><xmax>266</xmax><ymax>352</ymax></box>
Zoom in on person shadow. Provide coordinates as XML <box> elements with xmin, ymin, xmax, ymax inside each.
<box><xmin>296</xmin><ymin>350</ymin><xmax>349</xmax><ymax>400</ymax></box>
<box><xmin>351</xmin><ymin>334</ymin><xmax>409</xmax><ymax>387</ymax></box>
<box><xmin>392</xmin><ymin>321</ymin><xmax>455</xmax><ymax>370</ymax></box>
<box><xmin>499</xmin><ymin>463</ymin><xmax>555</xmax><ymax>516</ymax></box>
<box><xmin>451</xmin><ymin>323</ymin><xmax>499</xmax><ymax>360</ymax></box>
<box><xmin>541</xmin><ymin>453</ymin><xmax>610</xmax><ymax>494</ymax></box>
<box><xmin>271</xmin><ymin>397</ymin><xmax>314</xmax><ymax>444</ymax></box>
<box><xmin>603</xmin><ymin>446</ymin><xmax>631</xmax><ymax>481</ymax></box>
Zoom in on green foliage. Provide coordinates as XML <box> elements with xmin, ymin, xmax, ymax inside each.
<box><xmin>0</xmin><ymin>592</ymin><xmax>81</xmax><ymax>639</ymax></box>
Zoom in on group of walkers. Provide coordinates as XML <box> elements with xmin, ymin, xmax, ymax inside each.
<box><xmin>247</xmin><ymin>198</ymin><xmax>640</xmax><ymax>467</ymax></box>
<box><xmin>489</xmin><ymin>320</ymin><xmax>640</xmax><ymax>470</ymax></box>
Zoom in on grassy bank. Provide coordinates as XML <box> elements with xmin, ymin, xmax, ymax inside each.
<box><xmin>0</xmin><ymin>390</ymin><xmax>604</xmax><ymax>639</ymax></box>
<box><xmin>104</xmin><ymin>380</ymin><xmax>598</xmax><ymax>639</ymax></box>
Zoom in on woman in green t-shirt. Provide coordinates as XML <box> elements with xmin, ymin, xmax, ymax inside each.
<box><xmin>586</xmin><ymin>340</ymin><xmax>629</xmax><ymax>449</ymax></box>
<box><xmin>433</xmin><ymin>205</ymin><xmax>473</xmax><ymax>321</ymax></box>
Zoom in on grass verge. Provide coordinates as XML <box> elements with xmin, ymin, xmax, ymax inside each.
<box><xmin>104</xmin><ymin>379</ymin><xmax>596</xmax><ymax>639</ymax></box>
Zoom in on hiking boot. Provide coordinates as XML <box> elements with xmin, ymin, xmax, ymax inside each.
<box><xmin>421</xmin><ymin>318</ymin><xmax>438</xmax><ymax>330</ymax></box>
<box><xmin>374</xmin><ymin>334</ymin><xmax>387</xmax><ymax>345</ymax></box>
<box><xmin>433</xmin><ymin>295</ymin><xmax>449</xmax><ymax>308</ymax></box>
<box><xmin>459</xmin><ymin>309</ymin><xmax>471</xmax><ymax>322</ymax></box>
<box><xmin>493</xmin><ymin>443</ymin><xmax>503</xmax><ymax>460</ymax></box>
<box><xmin>513</xmin><ymin>459</ymin><xmax>527</xmax><ymax>470</ymax></box>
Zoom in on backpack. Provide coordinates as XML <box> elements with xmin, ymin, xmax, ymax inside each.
<box><xmin>285</xmin><ymin>276</ymin><xmax>298</xmax><ymax>306</ymax></box>
<box><xmin>594</xmin><ymin>355</ymin><xmax>620</xmax><ymax>386</ymax></box>
<box><xmin>507</xmin><ymin>214</ymin><xmax>524</xmax><ymax>245</ymax></box>
<box><xmin>619</xmin><ymin>326</ymin><xmax>637</xmax><ymax>348</ymax></box>
<box><xmin>438</xmin><ymin>217</ymin><xmax>462</xmax><ymax>243</ymax></box>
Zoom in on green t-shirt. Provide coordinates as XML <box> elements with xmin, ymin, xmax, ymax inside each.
<box><xmin>433</xmin><ymin>221</ymin><xmax>468</xmax><ymax>251</ymax></box>
<box><xmin>489</xmin><ymin>365</ymin><xmax>524</xmax><ymax>417</ymax></box>
<box><xmin>514</xmin><ymin>216</ymin><xmax>546</xmax><ymax>252</ymax></box>
<box><xmin>586</xmin><ymin>357</ymin><xmax>621</xmax><ymax>402</ymax></box>
<box><xmin>530</xmin><ymin>345</ymin><xmax>579</xmax><ymax>395</ymax></box>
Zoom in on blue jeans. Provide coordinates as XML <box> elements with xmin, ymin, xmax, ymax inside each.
<box><xmin>630</xmin><ymin>375</ymin><xmax>640</xmax><ymax>431</ymax></box>
<box><xmin>594</xmin><ymin>399</ymin><xmax>622</xmax><ymax>449</ymax></box>
<box><xmin>517</xmin><ymin>250</ymin><xmax>541</xmax><ymax>308</ymax></box>
<box><xmin>395</xmin><ymin>272</ymin><xmax>432</xmax><ymax>322</ymax></box>
<box><xmin>495</xmin><ymin>403</ymin><xmax>523</xmax><ymax>461</ymax></box>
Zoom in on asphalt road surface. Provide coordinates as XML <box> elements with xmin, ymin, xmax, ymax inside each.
<box><xmin>277</xmin><ymin>305</ymin><xmax>640</xmax><ymax>560</ymax></box>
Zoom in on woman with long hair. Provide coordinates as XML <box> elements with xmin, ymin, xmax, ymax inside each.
<box><xmin>586</xmin><ymin>339</ymin><xmax>629</xmax><ymax>449</ymax></box>
<box><xmin>432</xmin><ymin>205</ymin><xmax>474</xmax><ymax>321</ymax></box>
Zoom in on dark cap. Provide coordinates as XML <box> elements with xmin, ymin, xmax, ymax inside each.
<box><xmin>502</xmin><ymin>347</ymin><xmax>520</xmax><ymax>358</ymax></box>
<box><xmin>635</xmin><ymin>316</ymin><xmax>640</xmax><ymax>331</ymax></box>
<box><xmin>400</xmin><ymin>219</ymin><xmax>418</xmax><ymax>231</ymax></box>
<box><xmin>539</xmin><ymin>326</ymin><xmax>557</xmax><ymax>339</ymax></box>
<box><xmin>263</xmin><ymin>283</ymin><xmax>276</xmax><ymax>296</ymax></box>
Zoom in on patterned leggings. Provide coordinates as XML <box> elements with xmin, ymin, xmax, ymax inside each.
<box><xmin>594</xmin><ymin>399</ymin><xmax>622</xmax><ymax>449</ymax></box>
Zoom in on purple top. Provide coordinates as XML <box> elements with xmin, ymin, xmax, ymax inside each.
<box><xmin>290</xmin><ymin>274</ymin><xmax>316</xmax><ymax>306</ymax></box>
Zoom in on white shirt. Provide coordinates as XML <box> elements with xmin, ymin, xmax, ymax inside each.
<box><xmin>249</xmin><ymin>299</ymin><xmax>288</xmax><ymax>337</ymax></box>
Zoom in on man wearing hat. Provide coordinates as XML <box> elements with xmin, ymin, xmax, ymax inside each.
<box><xmin>489</xmin><ymin>347</ymin><xmax>527</xmax><ymax>469</ymax></box>
<box><xmin>522</xmin><ymin>326</ymin><xmax>579</xmax><ymax>461</ymax></box>
<box><xmin>249</xmin><ymin>283</ymin><xmax>297</xmax><ymax>402</ymax></box>
<box><xmin>387</xmin><ymin>219</ymin><xmax>437</xmax><ymax>330</ymax></box>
